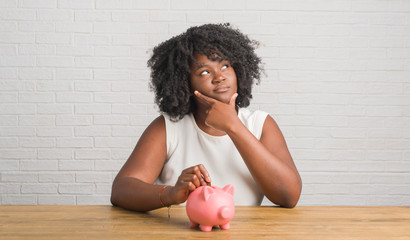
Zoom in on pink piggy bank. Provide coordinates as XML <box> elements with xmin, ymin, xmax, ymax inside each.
<box><xmin>186</xmin><ymin>184</ymin><xmax>235</xmax><ymax>232</ymax></box>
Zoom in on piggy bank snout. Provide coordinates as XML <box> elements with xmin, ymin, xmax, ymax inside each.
<box><xmin>219</xmin><ymin>206</ymin><xmax>233</xmax><ymax>220</ymax></box>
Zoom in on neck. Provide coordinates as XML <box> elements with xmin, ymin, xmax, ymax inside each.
<box><xmin>193</xmin><ymin>109</ymin><xmax>227</xmax><ymax>137</ymax></box>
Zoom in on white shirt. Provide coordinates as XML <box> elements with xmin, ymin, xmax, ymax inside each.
<box><xmin>156</xmin><ymin>108</ymin><xmax>269</xmax><ymax>205</ymax></box>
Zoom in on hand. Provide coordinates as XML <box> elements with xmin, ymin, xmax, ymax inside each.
<box><xmin>194</xmin><ymin>90</ymin><xmax>239</xmax><ymax>133</ymax></box>
<box><xmin>170</xmin><ymin>164</ymin><xmax>212</xmax><ymax>204</ymax></box>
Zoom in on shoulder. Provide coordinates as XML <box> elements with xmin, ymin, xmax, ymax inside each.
<box><xmin>238</xmin><ymin>108</ymin><xmax>269</xmax><ymax>139</ymax></box>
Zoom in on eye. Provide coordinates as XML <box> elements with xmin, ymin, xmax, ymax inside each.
<box><xmin>221</xmin><ymin>64</ymin><xmax>229</xmax><ymax>70</ymax></box>
<box><xmin>200</xmin><ymin>70</ymin><xmax>209</xmax><ymax>76</ymax></box>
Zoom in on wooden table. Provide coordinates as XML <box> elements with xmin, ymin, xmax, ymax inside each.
<box><xmin>0</xmin><ymin>205</ymin><xmax>409</xmax><ymax>239</ymax></box>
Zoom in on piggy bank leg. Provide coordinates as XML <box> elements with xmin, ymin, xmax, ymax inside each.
<box><xmin>200</xmin><ymin>225</ymin><xmax>213</xmax><ymax>232</ymax></box>
<box><xmin>220</xmin><ymin>222</ymin><xmax>230</xmax><ymax>230</ymax></box>
<box><xmin>189</xmin><ymin>220</ymin><xmax>199</xmax><ymax>228</ymax></box>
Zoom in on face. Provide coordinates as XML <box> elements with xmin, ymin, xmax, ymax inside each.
<box><xmin>189</xmin><ymin>52</ymin><xmax>237</xmax><ymax>104</ymax></box>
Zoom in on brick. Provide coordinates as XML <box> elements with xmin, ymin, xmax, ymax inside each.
<box><xmin>187</xmin><ymin>12</ymin><xmax>224</xmax><ymax>23</ymax></box>
<box><xmin>94</xmin><ymin>70</ymin><xmax>130</xmax><ymax>81</ymax></box>
<box><xmin>0</xmin><ymin>127</ymin><xmax>36</xmax><ymax>136</ymax></box>
<box><xmin>75</xmin><ymin>57</ymin><xmax>110</xmax><ymax>68</ymax></box>
<box><xmin>38</xmin><ymin>195</ymin><xmax>76</xmax><ymax>205</ymax></box>
<box><xmin>75</xmin><ymin>149</ymin><xmax>111</xmax><ymax>160</ymax></box>
<box><xmin>94</xmin><ymin>93</ymin><xmax>129</xmax><ymax>103</ymax></box>
<box><xmin>58</xmin><ymin>183</ymin><xmax>94</xmax><ymax>194</ymax></box>
<box><xmin>19</xmin><ymin>68</ymin><xmax>53</xmax><ymax>80</ymax></box>
<box><xmin>19</xmin><ymin>93</ymin><xmax>54</xmax><ymax>103</ymax></box>
<box><xmin>76</xmin><ymin>172</ymin><xmax>112</xmax><ymax>183</ymax></box>
<box><xmin>56</xmin><ymin>93</ymin><xmax>92</xmax><ymax>103</ymax></box>
<box><xmin>56</xmin><ymin>137</ymin><xmax>93</xmax><ymax>148</ymax></box>
<box><xmin>37</xmin><ymin>104</ymin><xmax>73</xmax><ymax>114</ymax></box>
<box><xmin>94</xmin><ymin>137</ymin><xmax>132</xmax><ymax>148</ymax></box>
<box><xmin>0</xmin><ymin>93</ymin><xmax>17</xmax><ymax>103</ymax></box>
<box><xmin>95</xmin><ymin>160</ymin><xmax>124</xmax><ymax>171</ymax></box>
<box><xmin>93</xmin><ymin>115</ymin><xmax>129</xmax><ymax>125</ymax></box>
<box><xmin>18</xmin><ymin>22</ymin><xmax>54</xmax><ymax>32</ymax></box>
<box><xmin>75</xmin><ymin>104</ymin><xmax>111</xmax><ymax>114</ymax></box>
<box><xmin>0</xmin><ymin>9</ymin><xmax>36</xmax><ymax>20</ymax></box>
<box><xmin>1</xmin><ymin>195</ymin><xmax>37</xmax><ymax>205</ymax></box>
<box><xmin>55</xmin><ymin>22</ymin><xmax>92</xmax><ymax>33</ymax></box>
<box><xmin>21</xmin><ymin>0</ymin><xmax>56</xmax><ymax>8</ymax></box>
<box><xmin>0</xmin><ymin>149</ymin><xmax>36</xmax><ymax>159</ymax></box>
<box><xmin>0</xmin><ymin>45</ymin><xmax>16</xmax><ymax>55</ymax></box>
<box><xmin>0</xmin><ymin>114</ymin><xmax>18</xmax><ymax>126</ymax></box>
<box><xmin>37</xmin><ymin>9</ymin><xmax>72</xmax><ymax>21</ymax></box>
<box><xmin>96</xmin><ymin>0</ymin><xmax>132</xmax><ymax>9</ymax></box>
<box><xmin>171</xmin><ymin>0</ymin><xmax>206</xmax><ymax>10</ymax></box>
<box><xmin>20</xmin><ymin>160</ymin><xmax>58</xmax><ymax>171</ymax></box>
<box><xmin>39</xmin><ymin>172</ymin><xmax>74</xmax><ymax>183</ymax></box>
<box><xmin>37</xmin><ymin>56</ymin><xmax>74</xmax><ymax>67</ymax></box>
<box><xmin>74</xmin><ymin>126</ymin><xmax>111</xmax><ymax>137</ymax></box>
<box><xmin>111</xmin><ymin>104</ymin><xmax>147</xmax><ymax>114</ymax></box>
<box><xmin>20</xmin><ymin>138</ymin><xmax>55</xmax><ymax>148</ymax></box>
<box><xmin>94</xmin><ymin>46</ymin><xmax>130</xmax><ymax>57</ymax></box>
<box><xmin>58</xmin><ymin>0</ymin><xmax>94</xmax><ymax>9</ymax></box>
<box><xmin>113</xmin><ymin>12</ymin><xmax>148</xmax><ymax>22</ymax></box>
<box><xmin>0</xmin><ymin>138</ymin><xmax>18</xmax><ymax>148</ymax></box>
<box><xmin>74</xmin><ymin>34</ymin><xmax>111</xmax><ymax>46</ymax></box>
<box><xmin>59</xmin><ymin>160</ymin><xmax>93</xmax><ymax>171</ymax></box>
<box><xmin>56</xmin><ymin>115</ymin><xmax>92</xmax><ymax>126</ymax></box>
<box><xmin>57</xmin><ymin>45</ymin><xmax>93</xmax><ymax>56</ymax></box>
<box><xmin>94</xmin><ymin>22</ymin><xmax>129</xmax><ymax>34</ymax></box>
<box><xmin>18</xmin><ymin>44</ymin><xmax>55</xmax><ymax>55</ymax></box>
<box><xmin>0</xmin><ymin>184</ymin><xmax>20</xmax><ymax>194</ymax></box>
<box><xmin>38</xmin><ymin>80</ymin><xmax>73</xmax><ymax>92</ymax></box>
<box><xmin>0</xmin><ymin>161</ymin><xmax>19</xmax><ymax>171</ymax></box>
<box><xmin>75</xmin><ymin>11</ymin><xmax>111</xmax><ymax>21</ymax></box>
<box><xmin>1</xmin><ymin>172</ymin><xmax>37</xmax><ymax>182</ymax></box>
<box><xmin>74</xmin><ymin>81</ymin><xmax>111</xmax><ymax>92</ymax></box>
<box><xmin>55</xmin><ymin>68</ymin><xmax>93</xmax><ymax>80</ymax></box>
<box><xmin>37</xmin><ymin>127</ymin><xmax>72</xmax><ymax>137</ymax></box>
<box><xmin>0</xmin><ymin>68</ymin><xmax>17</xmax><ymax>79</ymax></box>
<box><xmin>112</xmin><ymin>126</ymin><xmax>144</xmax><ymax>137</ymax></box>
<box><xmin>0</xmin><ymin>0</ymin><xmax>16</xmax><ymax>7</ymax></box>
<box><xmin>0</xmin><ymin>56</ymin><xmax>35</xmax><ymax>67</ymax></box>
<box><xmin>21</xmin><ymin>184</ymin><xmax>57</xmax><ymax>194</ymax></box>
<box><xmin>76</xmin><ymin>195</ymin><xmax>111</xmax><ymax>205</ymax></box>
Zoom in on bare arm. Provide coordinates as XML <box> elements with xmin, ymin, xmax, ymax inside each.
<box><xmin>194</xmin><ymin>91</ymin><xmax>302</xmax><ymax>208</ymax></box>
<box><xmin>111</xmin><ymin>116</ymin><xmax>211</xmax><ymax>212</ymax></box>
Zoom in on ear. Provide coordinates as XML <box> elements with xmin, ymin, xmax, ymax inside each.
<box><xmin>202</xmin><ymin>186</ymin><xmax>215</xmax><ymax>201</ymax></box>
<box><xmin>222</xmin><ymin>184</ymin><xmax>234</xmax><ymax>196</ymax></box>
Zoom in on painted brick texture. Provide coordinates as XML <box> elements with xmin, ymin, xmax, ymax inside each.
<box><xmin>1</xmin><ymin>0</ymin><xmax>410</xmax><ymax>206</ymax></box>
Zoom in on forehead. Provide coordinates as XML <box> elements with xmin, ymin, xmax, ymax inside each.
<box><xmin>190</xmin><ymin>51</ymin><xmax>226</xmax><ymax>66</ymax></box>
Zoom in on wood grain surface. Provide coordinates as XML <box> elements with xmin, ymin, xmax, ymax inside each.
<box><xmin>1</xmin><ymin>205</ymin><xmax>409</xmax><ymax>239</ymax></box>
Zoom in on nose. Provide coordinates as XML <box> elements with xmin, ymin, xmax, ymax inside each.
<box><xmin>212</xmin><ymin>71</ymin><xmax>225</xmax><ymax>84</ymax></box>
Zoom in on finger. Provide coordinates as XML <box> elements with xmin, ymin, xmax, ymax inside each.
<box><xmin>198</xmin><ymin>164</ymin><xmax>212</xmax><ymax>185</ymax></box>
<box><xmin>187</xmin><ymin>182</ymin><xmax>196</xmax><ymax>192</ymax></box>
<box><xmin>229</xmin><ymin>93</ymin><xmax>238</xmax><ymax>107</ymax></box>
<box><xmin>193</xmin><ymin>166</ymin><xmax>208</xmax><ymax>186</ymax></box>
<box><xmin>183</xmin><ymin>174</ymin><xmax>201</xmax><ymax>188</ymax></box>
<box><xmin>194</xmin><ymin>90</ymin><xmax>217</xmax><ymax>105</ymax></box>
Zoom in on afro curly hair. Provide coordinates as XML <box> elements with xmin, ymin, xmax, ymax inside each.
<box><xmin>147</xmin><ymin>23</ymin><xmax>262</xmax><ymax>121</ymax></box>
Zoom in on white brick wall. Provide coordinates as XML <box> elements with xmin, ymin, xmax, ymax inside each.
<box><xmin>1</xmin><ymin>0</ymin><xmax>409</xmax><ymax>206</ymax></box>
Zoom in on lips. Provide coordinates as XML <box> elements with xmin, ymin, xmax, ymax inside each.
<box><xmin>214</xmin><ymin>85</ymin><xmax>230</xmax><ymax>93</ymax></box>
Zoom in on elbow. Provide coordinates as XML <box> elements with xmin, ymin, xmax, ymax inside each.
<box><xmin>281</xmin><ymin>196</ymin><xmax>299</xmax><ymax>208</ymax></box>
<box><xmin>110</xmin><ymin>179</ymin><xmax>120</xmax><ymax>207</ymax></box>
<box><xmin>110</xmin><ymin>194</ymin><xmax>118</xmax><ymax>207</ymax></box>
<box><xmin>277</xmin><ymin>178</ymin><xmax>302</xmax><ymax>209</ymax></box>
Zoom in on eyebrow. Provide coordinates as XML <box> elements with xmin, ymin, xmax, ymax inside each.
<box><xmin>193</xmin><ymin>63</ymin><xmax>207</xmax><ymax>71</ymax></box>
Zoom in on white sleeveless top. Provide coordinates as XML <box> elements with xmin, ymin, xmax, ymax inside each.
<box><xmin>156</xmin><ymin>108</ymin><xmax>269</xmax><ymax>205</ymax></box>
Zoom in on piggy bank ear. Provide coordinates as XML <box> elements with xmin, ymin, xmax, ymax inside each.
<box><xmin>222</xmin><ymin>184</ymin><xmax>234</xmax><ymax>196</ymax></box>
<box><xmin>202</xmin><ymin>186</ymin><xmax>215</xmax><ymax>201</ymax></box>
